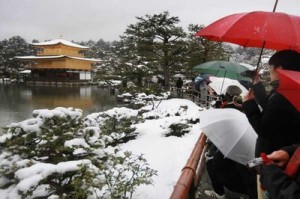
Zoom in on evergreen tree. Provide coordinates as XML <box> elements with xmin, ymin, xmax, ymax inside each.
<box><xmin>185</xmin><ymin>24</ymin><xmax>232</xmax><ymax>75</ymax></box>
<box><xmin>0</xmin><ymin>36</ymin><xmax>35</xmax><ymax>78</ymax></box>
<box><xmin>31</xmin><ymin>39</ymin><xmax>39</xmax><ymax>43</ymax></box>
<box><xmin>116</xmin><ymin>11</ymin><xmax>187</xmax><ymax>87</ymax></box>
<box><xmin>80</xmin><ymin>39</ymin><xmax>112</xmax><ymax>59</ymax></box>
<box><xmin>78</xmin><ymin>39</ymin><xmax>121</xmax><ymax>81</ymax></box>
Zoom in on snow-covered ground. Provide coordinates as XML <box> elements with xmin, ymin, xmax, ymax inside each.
<box><xmin>119</xmin><ymin>99</ymin><xmax>204</xmax><ymax>198</ymax></box>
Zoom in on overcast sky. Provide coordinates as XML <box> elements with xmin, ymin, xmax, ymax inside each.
<box><xmin>0</xmin><ymin>0</ymin><xmax>299</xmax><ymax>43</ymax></box>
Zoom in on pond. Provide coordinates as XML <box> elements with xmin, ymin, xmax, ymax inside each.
<box><xmin>0</xmin><ymin>84</ymin><xmax>119</xmax><ymax>134</ymax></box>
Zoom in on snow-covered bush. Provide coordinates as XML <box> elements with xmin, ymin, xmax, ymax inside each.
<box><xmin>98</xmin><ymin>151</ymin><xmax>157</xmax><ymax>198</ymax></box>
<box><xmin>166</xmin><ymin>123</ymin><xmax>190</xmax><ymax>137</ymax></box>
<box><xmin>0</xmin><ymin>107</ymin><xmax>156</xmax><ymax>199</ymax></box>
<box><xmin>84</xmin><ymin>107</ymin><xmax>143</xmax><ymax>147</ymax></box>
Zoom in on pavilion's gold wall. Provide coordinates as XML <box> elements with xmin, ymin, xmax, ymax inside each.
<box><xmin>29</xmin><ymin>58</ymin><xmax>92</xmax><ymax>70</ymax></box>
<box><xmin>36</xmin><ymin>44</ymin><xmax>85</xmax><ymax>57</ymax></box>
<box><xmin>65</xmin><ymin>58</ymin><xmax>92</xmax><ymax>70</ymax></box>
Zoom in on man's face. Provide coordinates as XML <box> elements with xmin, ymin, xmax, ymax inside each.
<box><xmin>269</xmin><ymin>65</ymin><xmax>280</xmax><ymax>82</ymax></box>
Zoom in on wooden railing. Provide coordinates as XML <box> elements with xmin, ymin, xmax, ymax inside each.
<box><xmin>170</xmin><ymin>87</ymin><xmax>218</xmax><ymax>108</ymax></box>
<box><xmin>170</xmin><ymin>133</ymin><xmax>208</xmax><ymax>199</ymax></box>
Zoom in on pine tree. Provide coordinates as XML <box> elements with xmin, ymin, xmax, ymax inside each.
<box><xmin>116</xmin><ymin>11</ymin><xmax>187</xmax><ymax>87</ymax></box>
<box><xmin>0</xmin><ymin>36</ymin><xmax>35</xmax><ymax>78</ymax></box>
<box><xmin>184</xmin><ymin>24</ymin><xmax>232</xmax><ymax>76</ymax></box>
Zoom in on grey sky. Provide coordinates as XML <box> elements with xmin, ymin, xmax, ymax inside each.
<box><xmin>0</xmin><ymin>0</ymin><xmax>299</xmax><ymax>43</ymax></box>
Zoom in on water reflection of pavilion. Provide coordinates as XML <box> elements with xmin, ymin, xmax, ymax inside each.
<box><xmin>30</xmin><ymin>86</ymin><xmax>93</xmax><ymax>109</ymax></box>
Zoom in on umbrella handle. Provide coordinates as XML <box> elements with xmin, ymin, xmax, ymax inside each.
<box><xmin>233</xmin><ymin>96</ymin><xmax>243</xmax><ymax>108</ymax></box>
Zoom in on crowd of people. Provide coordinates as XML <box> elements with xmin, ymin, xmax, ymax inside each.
<box><xmin>202</xmin><ymin>49</ymin><xmax>300</xmax><ymax>199</ymax></box>
<box><xmin>175</xmin><ymin>73</ymin><xmax>216</xmax><ymax>107</ymax></box>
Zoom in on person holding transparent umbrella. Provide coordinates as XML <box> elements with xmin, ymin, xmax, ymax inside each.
<box><xmin>204</xmin><ymin>85</ymin><xmax>257</xmax><ymax>199</ymax></box>
<box><xmin>242</xmin><ymin>49</ymin><xmax>300</xmax><ymax>198</ymax></box>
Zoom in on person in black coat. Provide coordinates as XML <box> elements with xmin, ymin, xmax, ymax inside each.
<box><xmin>176</xmin><ymin>77</ymin><xmax>184</xmax><ymax>97</ymax></box>
<box><xmin>260</xmin><ymin>144</ymin><xmax>300</xmax><ymax>199</ymax></box>
<box><xmin>205</xmin><ymin>144</ymin><xmax>257</xmax><ymax>199</ymax></box>
<box><xmin>243</xmin><ymin>50</ymin><xmax>300</xmax><ymax>198</ymax></box>
<box><xmin>242</xmin><ymin>50</ymin><xmax>300</xmax><ymax>157</ymax></box>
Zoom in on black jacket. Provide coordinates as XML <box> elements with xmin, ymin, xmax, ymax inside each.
<box><xmin>176</xmin><ymin>79</ymin><xmax>183</xmax><ymax>88</ymax></box>
<box><xmin>206</xmin><ymin>144</ymin><xmax>257</xmax><ymax>199</ymax></box>
<box><xmin>261</xmin><ymin>164</ymin><xmax>300</xmax><ymax>199</ymax></box>
<box><xmin>243</xmin><ymin>85</ymin><xmax>300</xmax><ymax>157</ymax></box>
<box><xmin>260</xmin><ymin>145</ymin><xmax>300</xmax><ymax>199</ymax></box>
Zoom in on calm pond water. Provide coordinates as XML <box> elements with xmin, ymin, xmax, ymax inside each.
<box><xmin>0</xmin><ymin>84</ymin><xmax>119</xmax><ymax>134</ymax></box>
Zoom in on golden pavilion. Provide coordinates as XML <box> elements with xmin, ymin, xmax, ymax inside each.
<box><xmin>16</xmin><ymin>39</ymin><xmax>100</xmax><ymax>82</ymax></box>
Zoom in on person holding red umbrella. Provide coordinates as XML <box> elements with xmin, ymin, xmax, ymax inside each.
<box><xmin>259</xmin><ymin>143</ymin><xmax>300</xmax><ymax>199</ymax></box>
<box><xmin>242</xmin><ymin>49</ymin><xmax>300</xmax><ymax>198</ymax></box>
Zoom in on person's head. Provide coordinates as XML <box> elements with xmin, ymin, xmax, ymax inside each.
<box><xmin>225</xmin><ymin>85</ymin><xmax>242</xmax><ymax>101</ymax></box>
<box><xmin>268</xmin><ymin>50</ymin><xmax>300</xmax><ymax>81</ymax></box>
<box><xmin>201</xmin><ymin>74</ymin><xmax>211</xmax><ymax>84</ymax></box>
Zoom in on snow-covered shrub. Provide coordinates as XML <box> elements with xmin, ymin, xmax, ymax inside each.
<box><xmin>166</xmin><ymin>123</ymin><xmax>190</xmax><ymax>137</ymax></box>
<box><xmin>100</xmin><ymin>117</ymin><xmax>138</xmax><ymax>146</ymax></box>
<box><xmin>84</xmin><ymin>107</ymin><xmax>143</xmax><ymax>147</ymax></box>
<box><xmin>97</xmin><ymin>151</ymin><xmax>157</xmax><ymax>198</ymax></box>
<box><xmin>1</xmin><ymin>108</ymin><xmax>83</xmax><ymax>163</ymax></box>
<box><xmin>0</xmin><ymin>107</ymin><xmax>156</xmax><ymax>199</ymax></box>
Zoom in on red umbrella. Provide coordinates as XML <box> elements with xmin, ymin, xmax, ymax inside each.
<box><xmin>277</xmin><ymin>69</ymin><xmax>300</xmax><ymax>112</ymax></box>
<box><xmin>195</xmin><ymin>11</ymin><xmax>300</xmax><ymax>52</ymax></box>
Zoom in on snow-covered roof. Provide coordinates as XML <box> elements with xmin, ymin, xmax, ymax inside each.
<box><xmin>15</xmin><ymin>55</ymin><xmax>101</xmax><ymax>62</ymax></box>
<box><xmin>31</xmin><ymin>39</ymin><xmax>89</xmax><ymax>49</ymax></box>
<box><xmin>16</xmin><ymin>55</ymin><xmax>64</xmax><ymax>59</ymax></box>
<box><xmin>19</xmin><ymin>70</ymin><xmax>31</xmax><ymax>74</ymax></box>
<box><xmin>69</xmin><ymin>56</ymin><xmax>101</xmax><ymax>62</ymax></box>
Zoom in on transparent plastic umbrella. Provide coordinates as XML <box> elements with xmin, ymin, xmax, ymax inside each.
<box><xmin>209</xmin><ymin>76</ymin><xmax>248</xmax><ymax>95</ymax></box>
<box><xmin>200</xmin><ymin>108</ymin><xmax>257</xmax><ymax>165</ymax></box>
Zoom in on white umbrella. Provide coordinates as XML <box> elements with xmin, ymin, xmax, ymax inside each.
<box><xmin>19</xmin><ymin>70</ymin><xmax>31</xmax><ymax>74</ymax></box>
<box><xmin>173</xmin><ymin>74</ymin><xmax>185</xmax><ymax>79</ymax></box>
<box><xmin>200</xmin><ymin>108</ymin><xmax>257</xmax><ymax>165</ymax></box>
<box><xmin>239</xmin><ymin>63</ymin><xmax>255</xmax><ymax>70</ymax></box>
<box><xmin>209</xmin><ymin>76</ymin><xmax>248</xmax><ymax>96</ymax></box>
